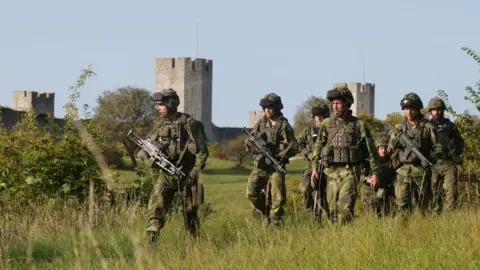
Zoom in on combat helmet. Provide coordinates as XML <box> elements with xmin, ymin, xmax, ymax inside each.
<box><xmin>259</xmin><ymin>93</ymin><xmax>283</xmax><ymax>110</ymax></box>
<box><xmin>152</xmin><ymin>88</ymin><xmax>180</xmax><ymax>109</ymax></box>
<box><xmin>326</xmin><ymin>86</ymin><xmax>354</xmax><ymax>107</ymax></box>
<box><xmin>400</xmin><ymin>92</ymin><xmax>423</xmax><ymax>110</ymax></box>
<box><xmin>311</xmin><ymin>103</ymin><xmax>330</xmax><ymax>117</ymax></box>
<box><xmin>375</xmin><ymin>136</ymin><xmax>389</xmax><ymax>148</ymax></box>
<box><xmin>427</xmin><ymin>97</ymin><xmax>446</xmax><ymax>111</ymax></box>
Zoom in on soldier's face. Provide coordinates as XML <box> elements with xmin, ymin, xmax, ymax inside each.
<box><xmin>156</xmin><ymin>103</ymin><xmax>168</xmax><ymax>116</ymax></box>
<box><xmin>264</xmin><ymin>107</ymin><xmax>275</xmax><ymax>119</ymax></box>
<box><xmin>314</xmin><ymin>115</ymin><xmax>322</xmax><ymax>121</ymax></box>
<box><xmin>431</xmin><ymin>109</ymin><xmax>442</xmax><ymax>119</ymax></box>
<box><xmin>332</xmin><ymin>100</ymin><xmax>345</xmax><ymax>115</ymax></box>
<box><xmin>403</xmin><ymin>107</ymin><xmax>419</xmax><ymax>121</ymax></box>
<box><xmin>378</xmin><ymin>146</ymin><xmax>386</xmax><ymax>157</ymax></box>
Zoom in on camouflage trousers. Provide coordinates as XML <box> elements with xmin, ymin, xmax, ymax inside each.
<box><xmin>394</xmin><ymin>164</ymin><xmax>432</xmax><ymax>218</ymax></box>
<box><xmin>299</xmin><ymin>168</ymin><xmax>314</xmax><ymax>210</ymax></box>
<box><xmin>246</xmin><ymin>168</ymin><xmax>286</xmax><ymax>223</ymax></box>
<box><xmin>324</xmin><ymin>164</ymin><xmax>360</xmax><ymax>225</ymax></box>
<box><xmin>146</xmin><ymin>173</ymin><xmax>199</xmax><ymax>236</ymax></box>
<box><xmin>361</xmin><ymin>183</ymin><xmax>394</xmax><ymax>217</ymax></box>
<box><xmin>431</xmin><ymin>160</ymin><xmax>459</xmax><ymax>215</ymax></box>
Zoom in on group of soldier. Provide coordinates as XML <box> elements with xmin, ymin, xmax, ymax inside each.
<box><xmin>136</xmin><ymin>85</ymin><xmax>464</xmax><ymax>246</ymax></box>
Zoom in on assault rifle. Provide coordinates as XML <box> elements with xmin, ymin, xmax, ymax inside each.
<box><xmin>436</xmin><ymin>125</ymin><xmax>464</xmax><ymax>169</ymax></box>
<box><xmin>242</xmin><ymin>127</ymin><xmax>286</xmax><ymax>174</ymax></box>
<box><xmin>127</xmin><ymin>130</ymin><xmax>204</xmax><ymax>207</ymax></box>
<box><xmin>383</xmin><ymin>121</ymin><xmax>436</xmax><ymax>171</ymax></box>
<box><xmin>313</xmin><ymin>151</ymin><xmax>327</xmax><ymax>223</ymax></box>
<box><xmin>127</xmin><ymin>130</ymin><xmax>186</xmax><ymax>177</ymax></box>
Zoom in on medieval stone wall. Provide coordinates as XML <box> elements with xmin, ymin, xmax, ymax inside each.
<box><xmin>13</xmin><ymin>91</ymin><xmax>55</xmax><ymax>116</ymax></box>
<box><xmin>155</xmin><ymin>57</ymin><xmax>215</xmax><ymax>140</ymax></box>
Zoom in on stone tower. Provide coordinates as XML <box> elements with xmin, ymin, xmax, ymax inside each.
<box><xmin>155</xmin><ymin>57</ymin><xmax>214</xmax><ymax>140</ymax></box>
<box><xmin>13</xmin><ymin>91</ymin><xmax>55</xmax><ymax>116</ymax></box>
<box><xmin>332</xmin><ymin>82</ymin><xmax>375</xmax><ymax>117</ymax></box>
<box><xmin>248</xmin><ymin>110</ymin><xmax>264</xmax><ymax>128</ymax></box>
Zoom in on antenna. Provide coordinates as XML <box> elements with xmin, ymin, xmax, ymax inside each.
<box><xmin>362</xmin><ymin>56</ymin><xmax>366</xmax><ymax>84</ymax></box>
<box><xmin>196</xmin><ymin>23</ymin><xmax>199</xmax><ymax>58</ymax></box>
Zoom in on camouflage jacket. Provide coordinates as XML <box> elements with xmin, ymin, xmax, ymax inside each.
<box><xmin>388</xmin><ymin>117</ymin><xmax>442</xmax><ymax>176</ymax></box>
<box><xmin>140</xmin><ymin>112</ymin><xmax>209</xmax><ymax>169</ymax></box>
<box><xmin>248</xmin><ymin>114</ymin><xmax>298</xmax><ymax>166</ymax></box>
<box><xmin>312</xmin><ymin>113</ymin><xmax>381</xmax><ymax>176</ymax></box>
<box><xmin>429</xmin><ymin>117</ymin><xmax>465</xmax><ymax>162</ymax></box>
<box><xmin>296</xmin><ymin>120</ymin><xmax>326</xmax><ymax>160</ymax></box>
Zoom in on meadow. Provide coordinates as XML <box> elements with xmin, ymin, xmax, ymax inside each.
<box><xmin>1</xmin><ymin>158</ymin><xmax>480</xmax><ymax>269</ymax></box>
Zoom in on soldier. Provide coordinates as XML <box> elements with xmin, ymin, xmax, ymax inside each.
<box><xmin>245</xmin><ymin>93</ymin><xmax>298</xmax><ymax>226</ymax></box>
<box><xmin>388</xmin><ymin>93</ymin><xmax>442</xmax><ymax>218</ymax></box>
<box><xmin>138</xmin><ymin>89</ymin><xmax>209</xmax><ymax>245</ymax></box>
<box><xmin>361</xmin><ymin>136</ymin><xmax>400</xmax><ymax>217</ymax></box>
<box><xmin>311</xmin><ymin>86</ymin><xmax>381</xmax><ymax>225</ymax></box>
<box><xmin>296</xmin><ymin>103</ymin><xmax>330</xmax><ymax>211</ymax></box>
<box><xmin>427</xmin><ymin>97</ymin><xmax>465</xmax><ymax>214</ymax></box>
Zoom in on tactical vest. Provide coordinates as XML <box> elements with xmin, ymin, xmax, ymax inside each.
<box><xmin>431</xmin><ymin>118</ymin><xmax>455</xmax><ymax>159</ymax></box>
<box><xmin>252</xmin><ymin>115</ymin><xmax>287</xmax><ymax>155</ymax></box>
<box><xmin>398</xmin><ymin>118</ymin><xmax>429</xmax><ymax>164</ymax></box>
<box><xmin>150</xmin><ymin>113</ymin><xmax>197</xmax><ymax>163</ymax></box>
<box><xmin>326</xmin><ymin>116</ymin><xmax>366</xmax><ymax>164</ymax></box>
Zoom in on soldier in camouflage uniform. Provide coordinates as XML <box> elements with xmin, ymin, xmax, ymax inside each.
<box><xmin>246</xmin><ymin>93</ymin><xmax>298</xmax><ymax>226</ymax></box>
<box><xmin>311</xmin><ymin>86</ymin><xmax>381</xmax><ymax>225</ymax></box>
<box><xmin>138</xmin><ymin>89</ymin><xmax>209</xmax><ymax>245</ymax></box>
<box><xmin>296</xmin><ymin>104</ymin><xmax>330</xmax><ymax>211</ymax></box>
<box><xmin>361</xmin><ymin>136</ymin><xmax>400</xmax><ymax>217</ymax></box>
<box><xmin>427</xmin><ymin>97</ymin><xmax>465</xmax><ymax>214</ymax></box>
<box><xmin>388</xmin><ymin>93</ymin><xmax>442</xmax><ymax>218</ymax></box>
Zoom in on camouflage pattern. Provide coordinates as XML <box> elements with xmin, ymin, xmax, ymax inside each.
<box><xmin>246</xmin><ymin>107</ymin><xmax>298</xmax><ymax>225</ymax></box>
<box><xmin>296</xmin><ymin>119</ymin><xmax>327</xmax><ymax>210</ymax></box>
<box><xmin>259</xmin><ymin>93</ymin><xmax>284</xmax><ymax>110</ymax></box>
<box><xmin>400</xmin><ymin>92</ymin><xmax>424</xmax><ymax>110</ymax></box>
<box><xmin>430</xmin><ymin>114</ymin><xmax>465</xmax><ymax>214</ymax></box>
<box><xmin>311</xmin><ymin>113</ymin><xmax>380</xmax><ymax>225</ymax></box>
<box><xmin>326</xmin><ymin>86</ymin><xmax>354</xmax><ymax>107</ymax></box>
<box><xmin>389</xmin><ymin>95</ymin><xmax>442</xmax><ymax>218</ymax></box>
<box><xmin>138</xmin><ymin>108</ymin><xmax>209</xmax><ymax>242</ymax></box>
<box><xmin>361</xmin><ymin>136</ymin><xmax>400</xmax><ymax>217</ymax></box>
<box><xmin>427</xmin><ymin>97</ymin><xmax>446</xmax><ymax>111</ymax></box>
<box><xmin>152</xmin><ymin>88</ymin><xmax>180</xmax><ymax>109</ymax></box>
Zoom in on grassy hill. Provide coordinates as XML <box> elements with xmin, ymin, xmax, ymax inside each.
<box><xmin>2</xmin><ymin>158</ymin><xmax>480</xmax><ymax>269</ymax></box>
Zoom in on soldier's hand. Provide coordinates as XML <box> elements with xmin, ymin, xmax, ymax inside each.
<box><xmin>367</xmin><ymin>174</ymin><xmax>379</xmax><ymax>188</ymax></box>
<box><xmin>311</xmin><ymin>168</ymin><xmax>319</xmax><ymax>187</ymax></box>
<box><xmin>148</xmin><ymin>157</ymin><xmax>157</xmax><ymax>168</ymax></box>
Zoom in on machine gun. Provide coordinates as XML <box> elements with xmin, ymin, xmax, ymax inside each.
<box><xmin>127</xmin><ymin>130</ymin><xmax>204</xmax><ymax>208</ymax></box>
<box><xmin>127</xmin><ymin>130</ymin><xmax>186</xmax><ymax>177</ymax></box>
<box><xmin>383</xmin><ymin>121</ymin><xmax>436</xmax><ymax>171</ymax></box>
<box><xmin>242</xmin><ymin>127</ymin><xmax>286</xmax><ymax>174</ymax></box>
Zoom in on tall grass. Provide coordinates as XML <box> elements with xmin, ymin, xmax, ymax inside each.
<box><xmin>1</xmin><ymin>159</ymin><xmax>480</xmax><ymax>269</ymax></box>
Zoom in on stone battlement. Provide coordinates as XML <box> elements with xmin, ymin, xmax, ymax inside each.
<box><xmin>155</xmin><ymin>58</ymin><xmax>212</xmax><ymax>72</ymax></box>
<box><xmin>13</xmin><ymin>90</ymin><xmax>55</xmax><ymax>116</ymax></box>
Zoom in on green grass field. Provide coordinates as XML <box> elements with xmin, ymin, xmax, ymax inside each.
<box><xmin>2</xmin><ymin>158</ymin><xmax>480</xmax><ymax>269</ymax></box>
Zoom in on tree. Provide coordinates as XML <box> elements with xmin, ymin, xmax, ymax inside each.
<box><xmin>91</xmin><ymin>86</ymin><xmax>155</xmax><ymax>167</ymax></box>
<box><xmin>357</xmin><ymin>112</ymin><xmax>384</xmax><ymax>138</ymax></box>
<box><xmin>386</xmin><ymin>112</ymin><xmax>403</xmax><ymax>127</ymax></box>
<box><xmin>224</xmin><ymin>135</ymin><xmax>250</xmax><ymax>167</ymax></box>
<box><xmin>293</xmin><ymin>96</ymin><xmax>331</xmax><ymax>134</ymax></box>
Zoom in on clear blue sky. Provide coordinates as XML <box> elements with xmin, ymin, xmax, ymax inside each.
<box><xmin>1</xmin><ymin>0</ymin><xmax>479</xmax><ymax>127</ymax></box>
